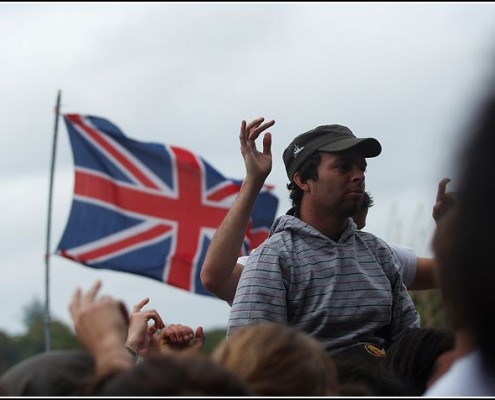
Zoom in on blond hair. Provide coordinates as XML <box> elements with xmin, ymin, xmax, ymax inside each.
<box><xmin>211</xmin><ymin>323</ymin><xmax>338</xmax><ymax>396</ymax></box>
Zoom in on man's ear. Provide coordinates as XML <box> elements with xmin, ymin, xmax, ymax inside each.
<box><xmin>293</xmin><ymin>173</ymin><xmax>310</xmax><ymax>192</ymax></box>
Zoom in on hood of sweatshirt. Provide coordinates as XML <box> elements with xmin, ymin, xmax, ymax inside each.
<box><xmin>268</xmin><ymin>214</ymin><xmax>357</xmax><ymax>244</ymax></box>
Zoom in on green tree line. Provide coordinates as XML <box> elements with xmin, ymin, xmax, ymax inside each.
<box><xmin>0</xmin><ymin>298</ymin><xmax>83</xmax><ymax>374</ymax></box>
<box><xmin>0</xmin><ymin>297</ymin><xmax>229</xmax><ymax>375</ymax></box>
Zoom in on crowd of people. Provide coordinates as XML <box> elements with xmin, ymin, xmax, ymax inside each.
<box><xmin>2</xmin><ymin>76</ymin><xmax>495</xmax><ymax>396</ymax></box>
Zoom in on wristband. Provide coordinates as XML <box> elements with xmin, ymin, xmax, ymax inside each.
<box><xmin>123</xmin><ymin>345</ymin><xmax>138</xmax><ymax>359</ymax></box>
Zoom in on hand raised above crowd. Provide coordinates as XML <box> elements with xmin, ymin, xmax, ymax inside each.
<box><xmin>432</xmin><ymin>178</ymin><xmax>456</xmax><ymax>223</ymax></box>
<box><xmin>125</xmin><ymin>297</ymin><xmax>165</xmax><ymax>359</ymax></box>
<box><xmin>69</xmin><ymin>280</ymin><xmax>133</xmax><ymax>376</ymax></box>
<box><xmin>159</xmin><ymin>323</ymin><xmax>205</xmax><ymax>354</ymax></box>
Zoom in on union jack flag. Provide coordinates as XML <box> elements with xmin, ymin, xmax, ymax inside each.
<box><xmin>56</xmin><ymin>114</ymin><xmax>278</xmax><ymax>296</ymax></box>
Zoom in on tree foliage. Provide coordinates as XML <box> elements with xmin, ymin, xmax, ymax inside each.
<box><xmin>0</xmin><ymin>297</ymin><xmax>82</xmax><ymax>375</ymax></box>
<box><xmin>411</xmin><ymin>289</ymin><xmax>451</xmax><ymax>329</ymax></box>
<box><xmin>200</xmin><ymin>328</ymin><xmax>227</xmax><ymax>356</ymax></box>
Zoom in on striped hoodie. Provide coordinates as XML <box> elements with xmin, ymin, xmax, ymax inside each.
<box><xmin>227</xmin><ymin>214</ymin><xmax>420</xmax><ymax>355</ymax></box>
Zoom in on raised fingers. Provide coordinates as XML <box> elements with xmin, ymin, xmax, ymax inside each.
<box><xmin>245</xmin><ymin>118</ymin><xmax>275</xmax><ymax>143</ymax></box>
<box><xmin>262</xmin><ymin>131</ymin><xmax>272</xmax><ymax>156</ymax></box>
<box><xmin>191</xmin><ymin>326</ymin><xmax>205</xmax><ymax>351</ymax></box>
<box><xmin>239</xmin><ymin>119</ymin><xmax>248</xmax><ymax>146</ymax></box>
<box><xmin>433</xmin><ymin>177</ymin><xmax>454</xmax><ymax>223</ymax></box>
<box><xmin>82</xmin><ymin>280</ymin><xmax>102</xmax><ymax>304</ymax></box>
<box><xmin>240</xmin><ymin>117</ymin><xmax>275</xmax><ymax>143</ymax></box>
<box><xmin>162</xmin><ymin>324</ymin><xmax>195</xmax><ymax>344</ymax></box>
<box><xmin>132</xmin><ymin>297</ymin><xmax>150</xmax><ymax>313</ymax></box>
<box><xmin>436</xmin><ymin>178</ymin><xmax>451</xmax><ymax>202</ymax></box>
<box><xmin>69</xmin><ymin>287</ymin><xmax>82</xmax><ymax>317</ymax></box>
<box><xmin>143</xmin><ymin>309</ymin><xmax>165</xmax><ymax>330</ymax></box>
<box><xmin>248</xmin><ymin>119</ymin><xmax>275</xmax><ymax>141</ymax></box>
<box><xmin>244</xmin><ymin>117</ymin><xmax>265</xmax><ymax>134</ymax></box>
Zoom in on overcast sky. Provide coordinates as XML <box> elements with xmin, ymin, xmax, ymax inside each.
<box><xmin>2</xmin><ymin>2</ymin><xmax>495</xmax><ymax>337</ymax></box>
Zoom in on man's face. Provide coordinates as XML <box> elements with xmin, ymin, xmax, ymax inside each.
<box><xmin>306</xmin><ymin>151</ymin><xmax>366</xmax><ymax>219</ymax></box>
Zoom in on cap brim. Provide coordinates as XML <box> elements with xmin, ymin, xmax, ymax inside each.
<box><xmin>319</xmin><ymin>138</ymin><xmax>382</xmax><ymax>158</ymax></box>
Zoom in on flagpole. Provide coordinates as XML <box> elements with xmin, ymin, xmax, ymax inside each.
<box><xmin>44</xmin><ymin>90</ymin><xmax>62</xmax><ymax>352</ymax></box>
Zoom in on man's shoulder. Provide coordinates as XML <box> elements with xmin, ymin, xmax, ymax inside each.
<box><xmin>270</xmin><ymin>214</ymin><xmax>302</xmax><ymax>232</ymax></box>
<box><xmin>355</xmin><ymin>231</ymin><xmax>396</xmax><ymax>262</ymax></box>
<box><xmin>356</xmin><ymin>230</ymin><xmax>389</xmax><ymax>247</ymax></box>
<box><xmin>247</xmin><ymin>223</ymin><xmax>302</xmax><ymax>259</ymax></box>
<box><xmin>253</xmin><ymin>232</ymin><xmax>286</xmax><ymax>252</ymax></box>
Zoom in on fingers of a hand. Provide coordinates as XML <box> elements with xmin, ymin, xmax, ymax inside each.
<box><xmin>144</xmin><ymin>311</ymin><xmax>165</xmax><ymax>329</ymax></box>
<box><xmin>174</xmin><ymin>324</ymin><xmax>194</xmax><ymax>342</ymax></box>
<box><xmin>69</xmin><ymin>287</ymin><xmax>82</xmax><ymax>316</ymax></box>
<box><xmin>190</xmin><ymin>326</ymin><xmax>205</xmax><ymax>351</ymax></box>
<box><xmin>245</xmin><ymin>117</ymin><xmax>265</xmax><ymax>132</ymax></box>
<box><xmin>248</xmin><ymin>119</ymin><xmax>275</xmax><ymax>141</ymax></box>
<box><xmin>258</xmin><ymin>119</ymin><xmax>275</xmax><ymax>133</ymax></box>
<box><xmin>132</xmin><ymin>297</ymin><xmax>150</xmax><ymax>313</ymax></box>
<box><xmin>180</xmin><ymin>328</ymin><xmax>195</xmax><ymax>343</ymax></box>
<box><xmin>436</xmin><ymin>178</ymin><xmax>451</xmax><ymax>201</ymax></box>
<box><xmin>118</xmin><ymin>301</ymin><xmax>129</xmax><ymax>324</ymax></box>
<box><xmin>83</xmin><ymin>280</ymin><xmax>102</xmax><ymax>304</ymax></box>
<box><xmin>243</xmin><ymin>117</ymin><xmax>264</xmax><ymax>144</ymax></box>
<box><xmin>195</xmin><ymin>326</ymin><xmax>205</xmax><ymax>344</ymax></box>
<box><xmin>262</xmin><ymin>132</ymin><xmax>272</xmax><ymax>156</ymax></box>
<box><xmin>239</xmin><ymin>120</ymin><xmax>247</xmax><ymax>144</ymax></box>
<box><xmin>163</xmin><ymin>324</ymin><xmax>193</xmax><ymax>343</ymax></box>
<box><xmin>148</xmin><ymin>324</ymin><xmax>159</xmax><ymax>335</ymax></box>
<box><xmin>161</xmin><ymin>326</ymin><xmax>178</xmax><ymax>343</ymax></box>
<box><xmin>432</xmin><ymin>202</ymin><xmax>440</xmax><ymax>216</ymax></box>
<box><xmin>169</xmin><ymin>325</ymin><xmax>188</xmax><ymax>343</ymax></box>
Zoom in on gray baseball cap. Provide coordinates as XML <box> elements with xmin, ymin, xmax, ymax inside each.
<box><xmin>282</xmin><ymin>124</ymin><xmax>382</xmax><ymax>182</ymax></box>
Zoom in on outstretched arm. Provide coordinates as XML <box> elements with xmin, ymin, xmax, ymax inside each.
<box><xmin>200</xmin><ymin>117</ymin><xmax>275</xmax><ymax>303</ymax></box>
<box><xmin>408</xmin><ymin>257</ymin><xmax>438</xmax><ymax>290</ymax></box>
<box><xmin>409</xmin><ymin>178</ymin><xmax>455</xmax><ymax>290</ymax></box>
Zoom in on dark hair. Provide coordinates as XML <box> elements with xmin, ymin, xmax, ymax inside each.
<box><xmin>384</xmin><ymin>327</ymin><xmax>455</xmax><ymax>395</ymax></box>
<box><xmin>90</xmin><ymin>353</ymin><xmax>253</xmax><ymax>396</ymax></box>
<box><xmin>363</xmin><ymin>191</ymin><xmax>374</xmax><ymax>209</ymax></box>
<box><xmin>335</xmin><ymin>358</ymin><xmax>409</xmax><ymax>396</ymax></box>
<box><xmin>444</xmin><ymin>84</ymin><xmax>495</xmax><ymax>372</ymax></box>
<box><xmin>0</xmin><ymin>350</ymin><xmax>94</xmax><ymax>396</ymax></box>
<box><xmin>287</xmin><ymin>152</ymin><xmax>321</xmax><ymax>212</ymax></box>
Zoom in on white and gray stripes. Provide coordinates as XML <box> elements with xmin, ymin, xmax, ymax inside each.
<box><xmin>227</xmin><ymin>215</ymin><xmax>420</xmax><ymax>355</ymax></box>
